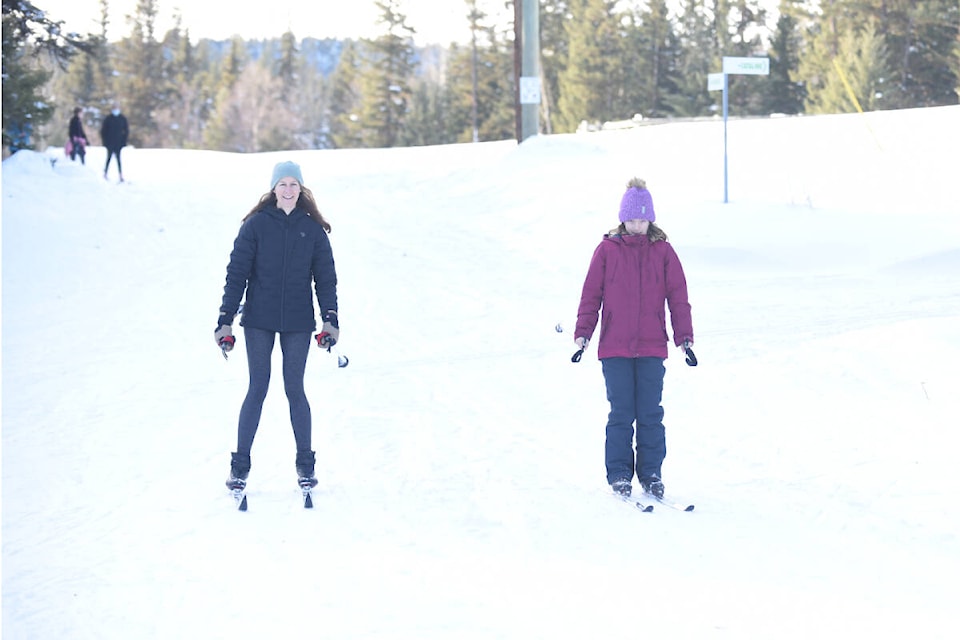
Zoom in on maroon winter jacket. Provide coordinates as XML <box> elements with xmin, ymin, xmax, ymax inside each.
<box><xmin>576</xmin><ymin>232</ymin><xmax>693</xmax><ymax>360</ymax></box>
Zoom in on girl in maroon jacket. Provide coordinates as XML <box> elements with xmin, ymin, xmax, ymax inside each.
<box><xmin>574</xmin><ymin>178</ymin><xmax>694</xmax><ymax>499</ymax></box>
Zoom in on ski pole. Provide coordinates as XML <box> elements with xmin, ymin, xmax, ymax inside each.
<box><xmin>314</xmin><ymin>327</ymin><xmax>348</xmax><ymax>368</ymax></box>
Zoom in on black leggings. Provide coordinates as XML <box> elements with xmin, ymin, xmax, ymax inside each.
<box><xmin>236</xmin><ymin>327</ymin><xmax>312</xmax><ymax>455</ymax></box>
<box><xmin>104</xmin><ymin>147</ymin><xmax>123</xmax><ymax>176</ymax></box>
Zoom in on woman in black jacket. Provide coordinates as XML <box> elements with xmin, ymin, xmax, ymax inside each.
<box><xmin>67</xmin><ymin>107</ymin><xmax>88</xmax><ymax>164</ymax></box>
<box><xmin>100</xmin><ymin>105</ymin><xmax>128</xmax><ymax>181</ymax></box>
<box><xmin>216</xmin><ymin>161</ymin><xmax>339</xmax><ymax>494</ymax></box>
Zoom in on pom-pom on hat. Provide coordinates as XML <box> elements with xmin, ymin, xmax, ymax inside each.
<box><xmin>618</xmin><ymin>178</ymin><xmax>655</xmax><ymax>223</ymax></box>
<box><xmin>271</xmin><ymin>161</ymin><xmax>304</xmax><ymax>189</ymax></box>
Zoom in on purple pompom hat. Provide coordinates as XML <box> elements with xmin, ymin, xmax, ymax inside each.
<box><xmin>618</xmin><ymin>178</ymin><xmax>655</xmax><ymax>223</ymax></box>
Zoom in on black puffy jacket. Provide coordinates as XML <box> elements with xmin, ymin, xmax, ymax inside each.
<box><xmin>100</xmin><ymin>113</ymin><xmax>128</xmax><ymax>150</ymax></box>
<box><xmin>219</xmin><ymin>205</ymin><xmax>337</xmax><ymax>333</ymax></box>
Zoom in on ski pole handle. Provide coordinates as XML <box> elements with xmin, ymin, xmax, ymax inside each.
<box><xmin>683</xmin><ymin>341</ymin><xmax>698</xmax><ymax>367</ymax></box>
<box><xmin>218</xmin><ymin>335</ymin><xmax>236</xmax><ymax>360</ymax></box>
<box><xmin>571</xmin><ymin>336</ymin><xmax>588</xmax><ymax>363</ymax></box>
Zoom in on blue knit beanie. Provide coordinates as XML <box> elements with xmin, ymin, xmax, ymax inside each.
<box><xmin>271</xmin><ymin>161</ymin><xmax>304</xmax><ymax>189</ymax></box>
<box><xmin>618</xmin><ymin>178</ymin><xmax>655</xmax><ymax>223</ymax></box>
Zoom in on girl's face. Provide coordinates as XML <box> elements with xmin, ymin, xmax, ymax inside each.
<box><xmin>624</xmin><ymin>218</ymin><xmax>649</xmax><ymax>235</ymax></box>
<box><xmin>273</xmin><ymin>177</ymin><xmax>301</xmax><ymax>212</ymax></box>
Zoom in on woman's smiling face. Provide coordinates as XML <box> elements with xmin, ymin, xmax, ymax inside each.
<box><xmin>273</xmin><ymin>177</ymin><xmax>301</xmax><ymax>212</ymax></box>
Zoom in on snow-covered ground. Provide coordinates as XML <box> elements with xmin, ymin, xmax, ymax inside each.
<box><xmin>3</xmin><ymin>106</ymin><xmax>959</xmax><ymax>639</ymax></box>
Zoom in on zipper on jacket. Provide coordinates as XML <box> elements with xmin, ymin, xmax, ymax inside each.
<box><xmin>279</xmin><ymin>216</ymin><xmax>290</xmax><ymax>330</ymax></box>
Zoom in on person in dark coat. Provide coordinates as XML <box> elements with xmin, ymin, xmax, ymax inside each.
<box><xmin>67</xmin><ymin>107</ymin><xmax>89</xmax><ymax>164</ymax></box>
<box><xmin>100</xmin><ymin>104</ymin><xmax>128</xmax><ymax>182</ymax></box>
<box><xmin>216</xmin><ymin>161</ymin><xmax>339</xmax><ymax>494</ymax></box>
<box><xmin>575</xmin><ymin>178</ymin><xmax>694</xmax><ymax>500</ymax></box>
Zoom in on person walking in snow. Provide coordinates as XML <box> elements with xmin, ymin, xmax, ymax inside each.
<box><xmin>67</xmin><ymin>107</ymin><xmax>89</xmax><ymax>164</ymax></box>
<box><xmin>574</xmin><ymin>178</ymin><xmax>694</xmax><ymax>499</ymax></box>
<box><xmin>215</xmin><ymin>161</ymin><xmax>339</xmax><ymax>492</ymax></box>
<box><xmin>100</xmin><ymin>104</ymin><xmax>128</xmax><ymax>182</ymax></box>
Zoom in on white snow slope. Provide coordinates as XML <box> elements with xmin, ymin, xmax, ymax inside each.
<box><xmin>3</xmin><ymin>106</ymin><xmax>959</xmax><ymax>639</ymax></box>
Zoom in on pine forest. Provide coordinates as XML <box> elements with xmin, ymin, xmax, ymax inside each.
<box><xmin>3</xmin><ymin>0</ymin><xmax>959</xmax><ymax>154</ymax></box>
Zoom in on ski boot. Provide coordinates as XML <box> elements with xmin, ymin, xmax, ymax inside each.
<box><xmin>611</xmin><ymin>479</ymin><xmax>632</xmax><ymax>497</ymax></box>
<box><xmin>640</xmin><ymin>475</ymin><xmax>665</xmax><ymax>499</ymax></box>
<box><xmin>225</xmin><ymin>452</ymin><xmax>250</xmax><ymax>491</ymax></box>
<box><xmin>295</xmin><ymin>450</ymin><xmax>319</xmax><ymax>489</ymax></box>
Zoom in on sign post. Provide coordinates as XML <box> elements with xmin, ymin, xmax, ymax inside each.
<box><xmin>711</xmin><ymin>57</ymin><xmax>770</xmax><ymax>203</ymax></box>
<box><xmin>519</xmin><ymin>0</ymin><xmax>540</xmax><ymax>141</ymax></box>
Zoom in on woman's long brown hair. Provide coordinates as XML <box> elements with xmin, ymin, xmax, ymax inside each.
<box><xmin>608</xmin><ymin>221</ymin><xmax>668</xmax><ymax>242</ymax></box>
<box><xmin>242</xmin><ymin>185</ymin><xmax>331</xmax><ymax>232</ymax></box>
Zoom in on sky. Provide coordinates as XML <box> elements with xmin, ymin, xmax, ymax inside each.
<box><xmin>40</xmin><ymin>0</ymin><xmax>514</xmax><ymax>45</ymax></box>
<box><xmin>3</xmin><ymin>106</ymin><xmax>959</xmax><ymax>638</ymax></box>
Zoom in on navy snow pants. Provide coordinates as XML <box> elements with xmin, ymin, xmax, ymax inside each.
<box><xmin>600</xmin><ymin>357</ymin><xmax>667</xmax><ymax>485</ymax></box>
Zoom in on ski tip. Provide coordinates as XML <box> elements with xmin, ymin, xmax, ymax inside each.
<box><xmin>684</xmin><ymin>504</ymin><xmax>695</xmax><ymax>512</ymax></box>
<box><xmin>238</xmin><ymin>495</ymin><xmax>248</xmax><ymax>511</ymax></box>
<box><xmin>637</xmin><ymin>502</ymin><xmax>654</xmax><ymax>512</ymax></box>
<box><xmin>303</xmin><ymin>492</ymin><xmax>314</xmax><ymax>509</ymax></box>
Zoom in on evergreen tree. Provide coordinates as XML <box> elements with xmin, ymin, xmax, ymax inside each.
<box><xmin>720</xmin><ymin>0</ymin><xmax>770</xmax><ymax>115</ymax></box>
<box><xmin>113</xmin><ymin>0</ymin><xmax>166</xmax><ymax>147</ymax></box>
<box><xmin>356</xmin><ymin>0</ymin><xmax>418</xmax><ymax>147</ymax></box>
<box><xmin>626</xmin><ymin>0</ymin><xmax>683</xmax><ymax>118</ymax></box>
<box><xmin>471</xmin><ymin>26</ymin><xmax>516</xmax><ymax>142</ymax></box>
<box><xmin>465</xmin><ymin>0</ymin><xmax>484</xmax><ymax>143</ymax></box>
<box><xmin>39</xmin><ymin>0</ymin><xmax>111</xmax><ymax>146</ymax></box>
<box><xmin>796</xmin><ymin>0</ymin><xmax>958</xmax><ymax>113</ymax></box>
<box><xmin>276</xmin><ymin>30</ymin><xmax>300</xmax><ymax>92</ymax></box>
<box><xmin>204</xmin><ymin>36</ymin><xmax>249</xmax><ymax>150</ymax></box>
<box><xmin>220</xmin><ymin>36</ymin><xmax>245</xmax><ymax>91</ymax></box>
<box><xmin>864</xmin><ymin>0</ymin><xmax>958</xmax><ymax>108</ymax></box>
<box><xmin>441</xmin><ymin>13</ymin><xmax>515</xmax><ymax>143</ymax></box>
<box><xmin>94</xmin><ymin>0</ymin><xmax>114</xmax><ymax>107</ymax></box>
<box><xmin>555</xmin><ymin>0</ymin><xmax>623</xmax><ymax>132</ymax></box>
<box><xmin>153</xmin><ymin>16</ymin><xmax>212</xmax><ymax>149</ymax></box>
<box><xmin>665</xmin><ymin>0</ymin><xmax>719</xmax><ymax>117</ymax></box>
<box><xmin>761</xmin><ymin>0</ymin><xmax>805</xmax><ymax>114</ymax></box>
<box><xmin>272</xmin><ymin>30</ymin><xmax>310</xmax><ymax>146</ymax></box>
<box><xmin>539</xmin><ymin>1</ymin><xmax>570</xmax><ymax>134</ymax></box>
<box><xmin>402</xmin><ymin>77</ymin><xmax>451</xmax><ymax>146</ymax></box>
<box><xmin>2</xmin><ymin>0</ymin><xmax>92</xmax><ymax>151</ymax></box>
<box><xmin>805</xmin><ymin>21</ymin><xmax>889</xmax><ymax>114</ymax></box>
<box><xmin>327</xmin><ymin>40</ymin><xmax>364</xmax><ymax>149</ymax></box>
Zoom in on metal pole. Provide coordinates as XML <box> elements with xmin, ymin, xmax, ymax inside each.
<box><xmin>513</xmin><ymin>2</ymin><xmax>522</xmax><ymax>142</ymax></box>
<box><xmin>723</xmin><ymin>73</ymin><xmax>729</xmax><ymax>204</ymax></box>
<box><xmin>470</xmin><ymin>20</ymin><xmax>479</xmax><ymax>143</ymax></box>
<box><xmin>520</xmin><ymin>0</ymin><xmax>540</xmax><ymax>141</ymax></box>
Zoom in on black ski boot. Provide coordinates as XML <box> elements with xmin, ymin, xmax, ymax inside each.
<box><xmin>226</xmin><ymin>452</ymin><xmax>250</xmax><ymax>490</ymax></box>
<box><xmin>611</xmin><ymin>479</ymin><xmax>632</xmax><ymax>497</ymax></box>
<box><xmin>295</xmin><ymin>450</ymin><xmax>318</xmax><ymax>489</ymax></box>
<box><xmin>640</xmin><ymin>475</ymin><xmax>665</xmax><ymax>499</ymax></box>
